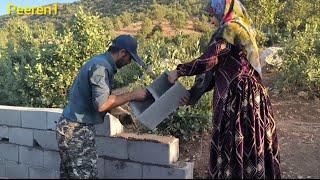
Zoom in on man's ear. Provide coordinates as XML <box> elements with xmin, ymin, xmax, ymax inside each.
<box><xmin>119</xmin><ymin>49</ymin><xmax>127</xmax><ymax>57</ymax></box>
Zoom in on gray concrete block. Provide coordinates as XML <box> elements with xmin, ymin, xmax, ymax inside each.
<box><xmin>128</xmin><ymin>141</ymin><xmax>179</xmax><ymax>165</ymax></box>
<box><xmin>97</xmin><ymin>158</ymin><xmax>104</xmax><ymax>179</ymax></box>
<box><xmin>142</xmin><ymin>83</ymin><xmax>189</xmax><ymax>129</ymax></box>
<box><xmin>117</xmin><ymin>133</ymin><xmax>179</xmax><ymax>165</ymax></box>
<box><xmin>46</xmin><ymin>110</ymin><xmax>62</xmax><ymax>130</ymax></box>
<box><xmin>0</xmin><ymin>159</ymin><xmax>5</xmax><ymax>177</ymax></box>
<box><xmin>19</xmin><ymin>146</ymin><xmax>44</xmax><ymax>167</ymax></box>
<box><xmin>29</xmin><ymin>167</ymin><xmax>59</xmax><ymax>179</ymax></box>
<box><xmin>44</xmin><ymin>151</ymin><xmax>60</xmax><ymax>170</ymax></box>
<box><xmin>104</xmin><ymin>159</ymin><xmax>142</xmax><ymax>179</ymax></box>
<box><xmin>95</xmin><ymin>114</ymin><xmax>124</xmax><ymax>137</ymax></box>
<box><xmin>8</xmin><ymin>127</ymin><xmax>33</xmax><ymax>147</ymax></box>
<box><xmin>0</xmin><ymin>108</ymin><xmax>21</xmax><ymax>127</ymax></box>
<box><xmin>130</xmin><ymin>97</ymin><xmax>155</xmax><ymax>119</ymax></box>
<box><xmin>0</xmin><ymin>126</ymin><xmax>8</xmax><ymax>139</ymax></box>
<box><xmin>34</xmin><ymin>130</ymin><xmax>58</xmax><ymax>151</ymax></box>
<box><xmin>146</xmin><ymin>71</ymin><xmax>173</xmax><ymax>99</ymax></box>
<box><xmin>130</xmin><ymin>71</ymin><xmax>189</xmax><ymax>130</ymax></box>
<box><xmin>21</xmin><ymin>110</ymin><xmax>47</xmax><ymax>129</ymax></box>
<box><xmin>142</xmin><ymin>161</ymin><xmax>194</xmax><ymax>179</ymax></box>
<box><xmin>0</xmin><ymin>143</ymin><xmax>19</xmax><ymax>162</ymax></box>
<box><xmin>96</xmin><ymin>136</ymin><xmax>128</xmax><ymax>159</ymax></box>
<box><xmin>5</xmin><ymin>161</ymin><xmax>29</xmax><ymax>179</ymax></box>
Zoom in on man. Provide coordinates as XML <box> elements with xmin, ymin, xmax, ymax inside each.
<box><xmin>55</xmin><ymin>35</ymin><xmax>148</xmax><ymax>179</ymax></box>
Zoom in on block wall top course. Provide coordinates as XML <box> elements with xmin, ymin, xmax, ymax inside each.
<box><xmin>100</xmin><ymin>156</ymin><xmax>191</xmax><ymax>169</ymax></box>
<box><xmin>116</xmin><ymin>132</ymin><xmax>178</xmax><ymax>144</ymax></box>
<box><xmin>0</xmin><ymin>105</ymin><xmax>62</xmax><ymax>112</ymax></box>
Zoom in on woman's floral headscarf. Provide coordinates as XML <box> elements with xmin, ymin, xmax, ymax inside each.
<box><xmin>208</xmin><ymin>0</ymin><xmax>261</xmax><ymax>75</ymax></box>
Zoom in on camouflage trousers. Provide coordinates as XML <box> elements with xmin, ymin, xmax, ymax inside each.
<box><xmin>56</xmin><ymin>118</ymin><xmax>98</xmax><ymax>179</ymax></box>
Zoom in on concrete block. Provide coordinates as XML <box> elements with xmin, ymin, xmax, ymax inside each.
<box><xmin>104</xmin><ymin>159</ymin><xmax>142</xmax><ymax>179</ymax></box>
<box><xmin>29</xmin><ymin>167</ymin><xmax>59</xmax><ymax>179</ymax></box>
<box><xmin>96</xmin><ymin>136</ymin><xmax>128</xmax><ymax>159</ymax></box>
<box><xmin>0</xmin><ymin>159</ymin><xmax>5</xmax><ymax>177</ymax></box>
<box><xmin>142</xmin><ymin>161</ymin><xmax>194</xmax><ymax>179</ymax></box>
<box><xmin>19</xmin><ymin>146</ymin><xmax>44</xmax><ymax>167</ymax></box>
<box><xmin>146</xmin><ymin>71</ymin><xmax>173</xmax><ymax>100</ymax></box>
<box><xmin>34</xmin><ymin>130</ymin><xmax>59</xmax><ymax>151</ymax></box>
<box><xmin>0</xmin><ymin>126</ymin><xmax>8</xmax><ymax>139</ymax></box>
<box><xmin>97</xmin><ymin>158</ymin><xmax>104</xmax><ymax>179</ymax></box>
<box><xmin>47</xmin><ymin>110</ymin><xmax>62</xmax><ymax>130</ymax></box>
<box><xmin>0</xmin><ymin>142</ymin><xmax>19</xmax><ymax>162</ymax></box>
<box><xmin>21</xmin><ymin>110</ymin><xmax>46</xmax><ymax>129</ymax></box>
<box><xmin>117</xmin><ymin>133</ymin><xmax>179</xmax><ymax>165</ymax></box>
<box><xmin>44</xmin><ymin>151</ymin><xmax>60</xmax><ymax>170</ymax></box>
<box><xmin>6</xmin><ymin>161</ymin><xmax>29</xmax><ymax>179</ymax></box>
<box><xmin>130</xmin><ymin>97</ymin><xmax>155</xmax><ymax>120</ymax></box>
<box><xmin>95</xmin><ymin>114</ymin><xmax>124</xmax><ymax>136</ymax></box>
<box><xmin>0</xmin><ymin>108</ymin><xmax>21</xmax><ymax>127</ymax></box>
<box><xmin>8</xmin><ymin>127</ymin><xmax>33</xmax><ymax>147</ymax></box>
<box><xmin>130</xmin><ymin>71</ymin><xmax>189</xmax><ymax>130</ymax></box>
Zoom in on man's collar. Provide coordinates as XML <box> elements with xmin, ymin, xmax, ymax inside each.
<box><xmin>105</xmin><ymin>52</ymin><xmax>118</xmax><ymax>74</ymax></box>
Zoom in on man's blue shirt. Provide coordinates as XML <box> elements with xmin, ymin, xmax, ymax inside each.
<box><xmin>62</xmin><ymin>52</ymin><xmax>117</xmax><ymax>125</ymax></box>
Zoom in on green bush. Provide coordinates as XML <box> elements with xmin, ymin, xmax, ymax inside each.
<box><xmin>120</xmin><ymin>11</ymin><xmax>134</xmax><ymax>27</ymax></box>
<box><xmin>151</xmin><ymin>3</ymin><xmax>167</xmax><ymax>21</ymax></box>
<box><xmin>0</xmin><ymin>7</ymin><xmax>112</xmax><ymax>107</ymax></box>
<box><xmin>273</xmin><ymin>0</ymin><xmax>320</xmax><ymax>95</ymax></box>
<box><xmin>193</xmin><ymin>15</ymin><xmax>212</xmax><ymax>33</ymax></box>
<box><xmin>276</xmin><ymin>19</ymin><xmax>320</xmax><ymax>95</ymax></box>
<box><xmin>167</xmin><ymin>10</ymin><xmax>188</xmax><ymax>30</ymax></box>
<box><xmin>242</xmin><ymin>0</ymin><xmax>285</xmax><ymax>46</ymax></box>
<box><xmin>102</xmin><ymin>17</ymin><xmax>115</xmax><ymax>31</ymax></box>
<box><xmin>0</xmin><ymin>19</ymin><xmax>40</xmax><ymax>106</ymax></box>
<box><xmin>138</xmin><ymin>17</ymin><xmax>153</xmax><ymax>37</ymax></box>
<box><xmin>112</xmin><ymin>16</ymin><xmax>124</xmax><ymax>30</ymax></box>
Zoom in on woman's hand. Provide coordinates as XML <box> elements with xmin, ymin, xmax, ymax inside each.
<box><xmin>168</xmin><ymin>70</ymin><xmax>179</xmax><ymax>84</ymax></box>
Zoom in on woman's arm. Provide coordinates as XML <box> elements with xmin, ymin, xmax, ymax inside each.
<box><xmin>177</xmin><ymin>38</ymin><xmax>230</xmax><ymax>77</ymax></box>
<box><xmin>168</xmin><ymin>38</ymin><xmax>231</xmax><ymax>84</ymax></box>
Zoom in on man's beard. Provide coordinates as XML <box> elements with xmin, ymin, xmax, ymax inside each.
<box><xmin>116</xmin><ymin>59</ymin><xmax>127</xmax><ymax>69</ymax></box>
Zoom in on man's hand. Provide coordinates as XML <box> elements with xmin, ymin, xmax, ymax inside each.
<box><xmin>98</xmin><ymin>89</ymin><xmax>148</xmax><ymax>113</ymax></box>
<box><xmin>168</xmin><ymin>70</ymin><xmax>179</xmax><ymax>84</ymax></box>
<box><xmin>132</xmin><ymin>88</ymin><xmax>148</xmax><ymax>101</ymax></box>
<box><xmin>179</xmin><ymin>95</ymin><xmax>190</xmax><ymax>106</ymax></box>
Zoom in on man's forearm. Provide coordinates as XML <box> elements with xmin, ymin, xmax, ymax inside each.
<box><xmin>98</xmin><ymin>92</ymin><xmax>135</xmax><ymax>113</ymax></box>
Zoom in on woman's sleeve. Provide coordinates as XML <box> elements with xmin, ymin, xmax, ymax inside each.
<box><xmin>176</xmin><ymin>39</ymin><xmax>231</xmax><ymax>77</ymax></box>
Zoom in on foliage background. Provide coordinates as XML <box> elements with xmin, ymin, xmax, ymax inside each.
<box><xmin>0</xmin><ymin>0</ymin><xmax>319</xmax><ymax>139</ymax></box>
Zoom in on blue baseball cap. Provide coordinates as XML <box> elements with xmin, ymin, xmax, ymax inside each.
<box><xmin>110</xmin><ymin>35</ymin><xmax>145</xmax><ymax>67</ymax></box>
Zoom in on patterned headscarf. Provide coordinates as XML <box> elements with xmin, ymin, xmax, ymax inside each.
<box><xmin>210</xmin><ymin>0</ymin><xmax>226</xmax><ymax>21</ymax></box>
<box><xmin>208</xmin><ymin>0</ymin><xmax>261</xmax><ymax>75</ymax></box>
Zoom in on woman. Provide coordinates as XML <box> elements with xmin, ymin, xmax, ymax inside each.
<box><xmin>168</xmin><ymin>0</ymin><xmax>281</xmax><ymax>179</ymax></box>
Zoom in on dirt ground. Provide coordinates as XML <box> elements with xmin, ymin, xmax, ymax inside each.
<box><xmin>179</xmin><ymin>68</ymin><xmax>320</xmax><ymax>179</ymax></box>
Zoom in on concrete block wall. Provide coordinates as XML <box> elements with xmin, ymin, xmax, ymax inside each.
<box><xmin>130</xmin><ymin>71</ymin><xmax>190</xmax><ymax>129</ymax></box>
<box><xmin>0</xmin><ymin>105</ymin><xmax>193</xmax><ymax>179</ymax></box>
<box><xmin>0</xmin><ymin>106</ymin><xmax>62</xmax><ymax>179</ymax></box>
